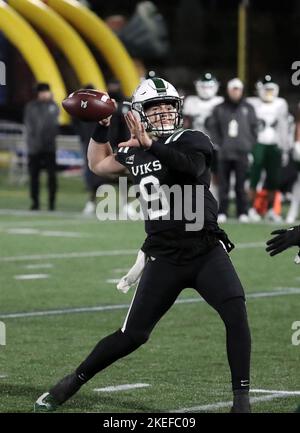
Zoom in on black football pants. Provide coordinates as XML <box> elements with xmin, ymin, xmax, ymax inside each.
<box><xmin>28</xmin><ymin>152</ymin><xmax>57</xmax><ymax>209</ymax></box>
<box><xmin>76</xmin><ymin>244</ymin><xmax>251</xmax><ymax>391</ymax></box>
<box><xmin>218</xmin><ymin>157</ymin><xmax>249</xmax><ymax>217</ymax></box>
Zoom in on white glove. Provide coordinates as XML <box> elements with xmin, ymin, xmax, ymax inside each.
<box><xmin>117</xmin><ymin>250</ymin><xmax>146</xmax><ymax>293</ymax></box>
<box><xmin>294</xmin><ymin>250</ymin><xmax>300</xmax><ymax>264</ymax></box>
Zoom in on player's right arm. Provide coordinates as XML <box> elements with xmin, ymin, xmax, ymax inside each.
<box><xmin>87</xmin><ymin>139</ymin><xmax>125</xmax><ymax>175</ymax></box>
<box><xmin>87</xmin><ymin>119</ymin><xmax>127</xmax><ymax>175</ymax></box>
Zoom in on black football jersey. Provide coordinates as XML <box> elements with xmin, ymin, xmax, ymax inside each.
<box><xmin>115</xmin><ymin>129</ymin><xmax>218</xmax><ymax>237</ymax></box>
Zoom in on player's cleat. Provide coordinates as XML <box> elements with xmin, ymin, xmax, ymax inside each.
<box><xmin>230</xmin><ymin>403</ymin><xmax>251</xmax><ymax>413</ymax></box>
<box><xmin>30</xmin><ymin>203</ymin><xmax>40</xmax><ymax>211</ymax></box>
<box><xmin>34</xmin><ymin>392</ymin><xmax>59</xmax><ymax>412</ymax></box>
<box><xmin>230</xmin><ymin>390</ymin><xmax>251</xmax><ymax>413</ymax></box>
<box><xmin>49</xmin><ymin>372</ymin><xmax>84</xmax><ymax>405</ymax></box>
<box><xmin>82</xmin><ymin>201</ymin><xmax>96</xmax><ymax>216</ymax></box>
<box><xmin>265</xmin><ymin>209</ymin><xmax>282</xmax><ymax>223</ymax></box>
<box><xmin>248</xmin><ymin>207</ymin><xmax>261</xmax><ymax>222</ymax></box>
<box><xmin>238</xmin><ymin>214</ymin><xmax>249</xmax><ymax>223</ymax></box>
<box><xmin>34</xmin><ymin>372</ymin><xmax>84</xmax><ymax>412</ymax></box>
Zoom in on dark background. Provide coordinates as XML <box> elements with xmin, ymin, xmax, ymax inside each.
<box><xmin>1</xmin><ymin>0</ymin><xmax>300</xmax><ymax>122</ymax></box>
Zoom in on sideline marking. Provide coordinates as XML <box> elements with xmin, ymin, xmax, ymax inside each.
<box><xmin>14</xmin><ymin>274</ymin><xmax>49</xmax><ymax>280</ymax></box>
<box><xmin>1</xmin><ymin>287</ymin><xmax>300</xmax><ymax>319</ymax></box>
<box><xmin>94</xmin><ymin>384</ymin><xmax>150</xmax><ymax>393</ymax></box>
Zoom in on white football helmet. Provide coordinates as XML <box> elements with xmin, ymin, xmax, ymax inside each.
<box><xmin>256</xmin><ymin>75</ymin><xmax>279</xmax><ymax>102</ymax></box>
<box><xmin>194</xmin><ymin>72</ymin><xmax>219</xmax><ymax>100</ymax></box>
<box><xmin>131</xmin><ymin>77</ymin><xmax>183</xmax><ymax>137</ymax></box>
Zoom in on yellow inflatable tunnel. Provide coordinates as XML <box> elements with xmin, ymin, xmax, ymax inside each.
<box><xmin>46</xmin><ymin>0</ymin><xmax>140</xmax><ymax>97</ymax></box>
<box><xmin>0</xmin><ymin>0</ymin><xmax>68</xmax><ymax>123</ymax></box>
<box><xmin>9</xmin><ymin>0</ymin><xmax>106</xmax><ymax>91</ymax></box>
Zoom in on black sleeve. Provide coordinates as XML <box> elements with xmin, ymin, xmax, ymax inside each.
<box><xmin>206</xmin><ymin>106</ymin><xmax>222</xmax><ymax>148</ymax></box>
<box><xmin>24</xmin><ymin>102</ymin><xmax>32</xmax><ymax>128</ymax></box>
<box><xmin>114</xmin><ymin>148</ymin><xmax>125</xmax><ymax>165</ymax></box>
<box><xmin>248</xmin><ymin>104</ymin><xmax>258</xmax><ymax>144</ymax></box>
<box><xmin>149</xmin><ymin>130</ymin><xmax>211</xmax><ymax>178</ymax></box>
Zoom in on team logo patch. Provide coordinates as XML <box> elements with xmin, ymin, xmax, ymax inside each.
<box><xmin>81</xmin><ymin>100</ymin><xmax>88</xmax><ymax>109</ymax></box>
<box><xmin>126</xmin><ymin>155</ymin><xmax>135</xmax><ymax>165</ymax></box>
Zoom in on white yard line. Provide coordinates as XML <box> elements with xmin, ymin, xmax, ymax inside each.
<box><xmin>40</xmin><ymin>230</ymin><xmax>89</xmax><ymax>238</ymax></box>
<box><xmin>24</xmin><ymin>264</ymin><xmax>54</xmax><ymax>270</ymax></box>
<box><xmin>14</xmin><ymin>274</ymin><xmax>49</xmax><ymax>280</ymax></box>
<box><xmin>0</xmin><ymin>303</ymin><xmax>134</xmax><ymax>319</ymax></box>
<box><xmin>106</xmin><ymin>279</ymin><xmax>121</xmax><ymax>284</ymax></box>
<box><xmin>0</xmin><ymin>250</ymin><xmax>137</xmax><ymax>262</ymax></box>
<box><xmin>251</xmin><ymin>389</ymin><xmax>300</xmax><ymax>395</ymax></box>
<box><xmin>170</xmin><ymin>393</ymin><xmax>294</xmax><ymax>413</ymax></box>
<box><xmin>0</xmin><ymin>219</ymin><xmax>100</xmax><ymax>228</ymax></box>
<box><xmin>0</xmin><ymin>208</ymin><xmax>293</xmax><ymax>224</ymax></box>
<box><xmin>0</xmin><ymin>374</ymin><xmax>8</xmax><ymax>379</ymax></box>
<box><xmin>235</xmin><ymin>242</ymin><xmax>265</xmax><ymax>249</ymax></box>
<box><xmin>3</xmin><ymin>228</ymin><xmax>89</xmax><ymax>238</ymax></box>
<box><xmin>94</xmin><ymin>384</ymin><xmax>150</xmax><ymax>393</ymax></box>
<box><xmin>248</xmin><ymin>287</ymin><xmax>300</xmax><ymax>298</ymax></box>
<box><xmin>0</xmin><ymin>209</ymin><xmax>86</xmax><ymax>218</ymax></box>
<box><xmin>0</xmin><ymin>241</ymin><xmax>268</xmax><ymax>263</ymax></box>
<box><xmin>218</xmin><ymin>218</ymin><xmax>292</xmax><ymax>226</ymax></box>
<box><xmin>0</xmin><ymin>209</ymin><xmax>131</xmax><ymax>220</ymax></box>
<box><xmin>0</xmin><ymin>287</ymin><xmax>299</xmax><ymax>320</ymax></box>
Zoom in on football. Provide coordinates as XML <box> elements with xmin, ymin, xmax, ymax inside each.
<box><xmin>62</xmin><ymin>89</ymin><xmax>116</xmax><ymax>121</ymax></box>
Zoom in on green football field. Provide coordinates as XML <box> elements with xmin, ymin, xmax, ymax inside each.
<box><xmin>0</xmin><ymin>174</ymin><xmax>299</xmax><ymax>413</ymax></box>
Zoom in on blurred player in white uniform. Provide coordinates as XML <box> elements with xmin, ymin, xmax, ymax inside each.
<box><xmin>183</xmin><ymin>73</ymin><xmax>223</xmax><ymax>200</ymax></box>
<box><xmin>247</xmin><ymin>75</ymin><xmax>289</xmax><ymax>222</ymax></box>
<box><xmin>286</xmin><ymin>106</ymin><xmax>300</xmax><ymax>223</ymax></box>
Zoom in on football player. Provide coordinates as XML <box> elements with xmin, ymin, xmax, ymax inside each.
<box><xmin>183</xmin><ymin>73</ymin><xmax>223</xmax><ymax>134</ymax></box>
<box><xmin>34</xmin><ymin>78</ymin><xmax>251</xmax><ymax>413</ymax></box>
<box><xmin>183</xmin><ymin>73</ymin><xmax>223</xmax><ymax>200</ymax></box>
<box><xmin>266</xmin><ymin>225</ymin><xmax>300</xmax><ymax>413</ymax></box>
<box><xmin>286</xmin><ymin>107</ymin><xmax>300</xmax><ymax>224</ymax></box>
<box><xmin>247</xmin><ymin>75</ymin><xmax>289</xmax><ymax>222</ymax></box>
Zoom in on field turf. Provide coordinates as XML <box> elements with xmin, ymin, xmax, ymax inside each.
<box><xmin>0</xmin><ymin>173</ymin><xmax>299</xmax><ymax>413</ymax></box>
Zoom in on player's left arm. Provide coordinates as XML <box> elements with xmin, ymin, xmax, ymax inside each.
<box><xmin>149</xmin><ymin>133</ymin><xmax>209</xmax><ymax>178</ymax></box>
<box><xmin>120</xmin><ymin>111</ymin><xmax>210</xmax><ymax>178</ymax></box>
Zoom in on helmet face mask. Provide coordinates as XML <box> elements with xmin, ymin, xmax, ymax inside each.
<box><xmin>256</xmin><ymin>75</ymin><xmax>279</xmax><ymax>102</ymax></box>
<box><xmin>194</xmin><ymin>73</ymin><xmax>219</xmax><ymax>100</ymax></box>
<box><xmin>131</xmin><ymin>78</ymin><xmax>183</xmax><ymax>137</ymax></box>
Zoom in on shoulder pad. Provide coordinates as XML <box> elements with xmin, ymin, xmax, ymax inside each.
<box><xmin>165</xmin><ymin>128</ymin><xmax>193</xmax><ymax>144</ymax></box>
<box><xmin>166</xmin><ymin>129</ymin><xmax>213</xmax><ymax>155</ymax></box>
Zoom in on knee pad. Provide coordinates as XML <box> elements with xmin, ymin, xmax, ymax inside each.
<box><xmin>121</xmin><ymin>328</ymin><xmax>150</xmax><ymax>347</ymax></box>
<box><xmin>217</xmin><ymin>297</ymin><xmax>248</xmax><ymax>328</ymax></box>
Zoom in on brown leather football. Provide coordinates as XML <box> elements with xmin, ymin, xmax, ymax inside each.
<box><xmin>62</xmin><ymin>89</ymin><xmax>116</xmax><ymax>121</ymax></box>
